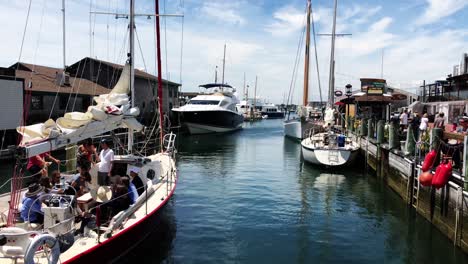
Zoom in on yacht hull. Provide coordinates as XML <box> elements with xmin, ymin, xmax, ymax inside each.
<box><xmin>301</xmin><ymin>144</ymin><xmax>359</xmax><ymax>166</ymax></box>
<box><xmin>261</xmin><ymin>111</ymin><xmax>285</xmax><ymax>119</ymax></box>
<box><xmin>179</xmin><ymin>111</ymin><xmax>244</xmax><ymax>135</ymax></box>
<box><xmin>65</xmin><ymin>192</ymin><xmax>174</xmax><ymax>263</ymax></box>
<box><xmin>283</xmin><ymin>119</ymin><xmax>323</xmax><ymax>140</ymax></box>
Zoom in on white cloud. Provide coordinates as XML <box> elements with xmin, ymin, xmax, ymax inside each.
<box><xmin>266</xmin><ymin>5</ymin><xmax>307</xmax><ymax>36</ymax></box>
<box><xmin>416</xmin><ymin>0</ymin><xmax>468</xmax><ymax>25</ymax></box>
<box><xmin>199</xmin><ymin>2</ymin><xmax>246</xmax><ymax>26</ymax></box>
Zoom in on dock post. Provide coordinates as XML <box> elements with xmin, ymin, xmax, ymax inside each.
<box><xmin>360</xmin><ymin>119</ymin><xmax>368</xmax><ymax>137</ymax></box>
<box><xmin>463</xmin><ymin>135</ymin><xmax>468</xmax><ymax>189</ymax></box>
<box><xmin>405</xmin><ymin>126</ymin><xmax>416</xmax><ymax>156</ymax></box>
<box><xmin>389</xmin><ymin>122</ymin><xmax>399</xmax><ymax>150</ymax></box>
<box><xmin>368</xmin><ymin>119</ymin><xmax>375</xmax><ymax>139</ymax></box>
<box><xmin>431</xmin><ymin>128</ymin><xmax>443</xmax><ymax>166</ymax></box>
<box><xmin>377</xmin><ymin>120</ymin><xmax>385</xmax><ymax>144</ymax></box>
<box><xmin>349</xmin><ymin>117</ymin><xmax>355</xmax><ymax>133</ymax></box>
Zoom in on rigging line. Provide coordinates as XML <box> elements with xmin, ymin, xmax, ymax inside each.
<box><xmin>63</xmin><ymin>58</ymin><xmax>86</xmax><ymax>114</ymax></box>
<box><xmin>14</xmin><ymin>0</ymin><xmax>33</xmax><ymax>82</ymax></box>
<box><xmin>106</xmin><ymin>0</ymin><xmax>110</xmax><ymax>61</ymax></box>
<box><xmin>286</xmin><ymin>4</ymin><xmax>307</xmax><ymax>107</ymax></box>
<box><xmin>71</xmin><ymin>59</ymin><xmax>95</xmax><ymax>111</ymax></box>
<box><xmin>286</xmin><ymin>15</ymin><xmax>306</xmax><ymax>107</ymax></box>
<box><xmin>310</xmin><ymin>0</ymin><xmax>322</xmax><ymax>105</ymax></box>
<box><xmin>163</xmin><ymin>0</ymin><xmax>170</xmax><ymax>114</ymax></box>
<box><xmin>109</xmin><ymin>27</ymin><xmax>129</xmax><ymax>88</ymax></box>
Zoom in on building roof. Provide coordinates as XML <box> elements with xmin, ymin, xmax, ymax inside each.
<box><xmin>69</xmin><ymin>57</ymin><xmax>181</xmax><ymax>87</ymax></box>
<box><xmin>10</xmin><ymin>62</ymin><xmax>110</xmax><ymax>95</ymax></box>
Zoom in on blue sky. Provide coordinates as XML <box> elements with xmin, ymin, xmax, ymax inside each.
<box><xmin>1</xmin><ymin>0</ymin><xmax>468</xmax><ymax>104</ymax></box>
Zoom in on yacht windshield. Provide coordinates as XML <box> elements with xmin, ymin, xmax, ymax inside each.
<box><xmin>189</xmin><ymin>100</ymin><xmax>220</xmax><ymax>105</ymax></box>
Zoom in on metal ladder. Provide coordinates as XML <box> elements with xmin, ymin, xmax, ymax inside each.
<box><xmin>411</xmin><ymin>169</ymin><xmax>420</xmax><ymax>209</ymax></box>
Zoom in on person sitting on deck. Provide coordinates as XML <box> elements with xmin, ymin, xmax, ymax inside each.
<box><xmin>71</xmin><ymin>171</ymin><xmax>92</xmax><ymax>197</ymax></box>
<box><xmin>20</xmin><ymin>183</ymin><xmax>45</xmax><ymax>224</ymax></box>
<box><xmin>121</xmin><ymin>177</ymin><xmax>138</xmax><ymax>204</ymax></box>
<box><xmin>128</xmin><ymin>167</ymin><xmax>144</xmax><ymax>196</ymax></box>
<box><xmin>39</xmin><ymin>175</ymin><xmax>64</xmax><ymax>198</ymax></box>
<box><xmin>27</xmin><ymin>152</ymin><xmax>60</xmax><ymax>183</ymax></box>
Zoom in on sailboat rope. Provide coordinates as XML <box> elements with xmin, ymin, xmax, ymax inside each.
<box><xmin>285</xmin><ymin>5</ymin><xmax>307</xmax><ymax>109</ymax></box>
<box><xmin>310</xmin><ymin>0</ymin><xmax>323</xmax><ymax>105</ymax></box>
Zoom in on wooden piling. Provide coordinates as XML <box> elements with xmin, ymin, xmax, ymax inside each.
<box><xmin>377</xmin><ymin>120</ymin><xmax>385</xmax><ymax>144</ymax></box>
<box><xmin>405</xmin><ymin>126</ymin><xmax>415</xmax><ymax>156</ymax></box>
<box><xmin>431</xmin><ymin>128</ymin><xmax>443</xmax><ymax>166</ymax></box>
<box><xmin>388</xmin><ymin>122</ymin><xmax>399</xmax><ymax>150</ymax></box>
<box><xmin>360</xmin><ymin>119</ymin><xmax>368</xmax><ymax>137</ymax></box>
<box><xmin>368</xmin><ymin>119</ymin><xmax>374</xmax><ymax>139</ymax></box>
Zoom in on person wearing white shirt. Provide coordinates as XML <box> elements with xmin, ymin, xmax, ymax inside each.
<box><xmin>96</xmin><ymin>139</ymin><xmax>114</xmax><ymax>186</ymax></box>
<box><xmin>399</xmin><ymin>109</ymin><xmax>408</xmax><ymax>131</ymax></box>
<box><xmin>419</xmin><ymin>113</ymin><xmax>429</xmax><ymax>140</ymax></box>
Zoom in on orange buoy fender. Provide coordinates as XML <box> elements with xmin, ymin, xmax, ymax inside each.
<box><xmin>421</xmin><ymin>150</ymin><xmax>437</xmax><ymax>172</ymax></box>
<box><xmin>419</xmin><ymin>171</ymin><xmax>433</xmax><ymax>186</ymax></box>
<box><xmin>432</xmin><ymin>161</ymin><xmax>452</xmax><ymax>189</ymax></box>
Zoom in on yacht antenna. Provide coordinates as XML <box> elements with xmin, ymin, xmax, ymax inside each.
<box><xmin>221</xmin><ymin>43</ymin><xmax>226</xmax><ymax>87</ymax></box>
<box><xmin>254</xmin><ymin>76</ymin><xmax>258</xmax><ymax>116</ymax></box>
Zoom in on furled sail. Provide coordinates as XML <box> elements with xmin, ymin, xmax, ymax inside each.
<box><xmin>16</xmin><ymin>62</ymin><xmax>142</xmax><ymax>148</ymax></box>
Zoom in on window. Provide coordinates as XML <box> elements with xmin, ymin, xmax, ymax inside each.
<box><xmin>59</xmin><ymin>95</ymin><xmax>68</xmax><ymax>110</ymax></box>
<box><xmin>31</xmin><ymin>95</ymin><xmax>43</xmax><ymax>110</ymax></box>
<box><xmin>147</xmin><ymin>169</ymin><xmax>155</xmax><ymax>180</ymax></box>
<box><xmin>188</xmin><ymin>100</ymin><xmax>220</xmax><ymax>105</ymax></box>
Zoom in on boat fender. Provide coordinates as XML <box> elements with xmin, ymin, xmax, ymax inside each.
<box><xmin>24</xmin><ymin>234</ymin><xmax>60</xmax><ymax>264</ymax></box>
<box><xmin>432</xmin><ymin>161</ymin><xmax>452</xmax><ymax>189</ymax></box>
<box><xmin>421</xmin><ymin>150</ymin><xmax>437</xmax><ymax>172</ymax></box>
<box><xmin>419</xmin><ymin>171</ymin><xmax>433</xmax><ymax>187</ymax></box>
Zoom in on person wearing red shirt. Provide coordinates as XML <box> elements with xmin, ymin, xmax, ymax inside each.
<box><xmin>27</xmin><ymin>152</ymin><xmax>60</xmax><ymax>182</ymax></box>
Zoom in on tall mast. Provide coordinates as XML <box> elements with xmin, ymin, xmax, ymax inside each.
<box><xmin>214</xmin><ymin>66</ymin><xmax>218</xmax><ymax>83</ymax></box>
<box><xmin>328</xmin><ymin>0</ymin><xmax>338</xmax><ymax>107</ymax></box>
<box><xmin>303</xmin><ymin>0</ymin><xmax>311</xmax><ymax>107</ymax></box>
<box><xmin>243</xmin><ymin>72</ymin><xmax>246</xmax><ymax>101</ymax></box>
<box><xmin>221</xmin><ymin>43</ymin><xmax>226</xmax><ymax>85</ymax></box>
<box><xmin>128</xmin><ymin>0</ymin><xmax>135</xmax><ymax>153</ymax></box>
<box><xmin>253</xmin><ymin>76</ymin><xmax>258</xmax><ymax>115</ymax></box>
<box><xmin>62</xmin><ymin>0</ymin><xmax>66</xmax><ymax>69</ymax></box>
<box><xmin>155</xmin><ymin>0</ymin><xmax>164</xmax><ymax>151</ymax></box>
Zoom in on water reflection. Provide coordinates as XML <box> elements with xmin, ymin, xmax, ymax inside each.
<box><xmin>118</xmin><ymin>201</ymin><xmax>177</xmax><ymax>263</ymax></box>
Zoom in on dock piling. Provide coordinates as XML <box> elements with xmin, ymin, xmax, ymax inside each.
<box><xmin>377</xmin><ymin>120</ymin><xmax>385</xmax><ymax>144</ymax></box>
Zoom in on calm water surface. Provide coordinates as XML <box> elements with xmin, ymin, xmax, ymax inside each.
<box><xmin>2</xmin><ymin>120</ymin><xmax>466</xmax><ymax>263</ymax></box>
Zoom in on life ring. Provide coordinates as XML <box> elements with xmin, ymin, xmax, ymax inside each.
<box><xmin>23</xmin><ymin>234</ymin><xmax>60</xmax><ymax>264</ymax></box>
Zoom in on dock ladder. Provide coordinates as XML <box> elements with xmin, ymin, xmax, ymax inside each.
<box><xmin>411</xmin><ymin>168</ymin><xmax>420</xmax><ymax>209</ymax></box>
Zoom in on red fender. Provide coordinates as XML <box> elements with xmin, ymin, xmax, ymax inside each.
<box><xmin>432</xmin><ymin>161</ymin><xmax>452</xmax><ymax>189</ymax></box>
<box><xmin>419</xmin><ymin>171</ymin><xmax>433</xmax><ymax>186</ymax></box>
<box><xmin>421</xmin><ymin>150</ymin><xmax>437</xmax><ymax>172</ymax></box>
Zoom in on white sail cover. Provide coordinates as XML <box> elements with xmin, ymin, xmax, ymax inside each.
<box><xmin>17</xmin><ymin>63</ymin><xmax>142</xmax><ymax>147</ymax></box>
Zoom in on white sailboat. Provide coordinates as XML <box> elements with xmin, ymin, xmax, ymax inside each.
<box><xmin>284</xmin><ymin>0</ymin><xmax>323</xmax><ymax>140</ymax></box>
<box><xmin>301</xmin><ymin>0</ymin><xmax>359</xmax><ymax>167</ymax></box>
<box><xmin>0</xmin><ymin>1</ymin><xmax>178</xmax><ymax>263</ymax></box>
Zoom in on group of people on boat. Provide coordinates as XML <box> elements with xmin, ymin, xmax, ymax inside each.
<box><xmin>19</xmin><ymin>138</ymin><xmax>145</xmax><ymax>232</ymax></box>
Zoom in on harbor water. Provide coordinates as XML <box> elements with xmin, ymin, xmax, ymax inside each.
<box><xmin>119</xmin><ymin>119</ymin><xmax>467</xmax><ymax>263</ymax></box>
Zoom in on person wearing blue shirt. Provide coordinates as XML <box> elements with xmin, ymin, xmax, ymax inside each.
<box><xmin>121</xmin><ymin>177</ymin><xmax>138</xmax><ymax>204</ymax></box>
<box><xmin>20</xmin><ymin>183</ymin><xmax>44</xmax><ymax>224</ymax></box>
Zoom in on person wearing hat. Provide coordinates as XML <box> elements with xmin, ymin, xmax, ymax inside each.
<box><xmin>20</xmin><ymin>183</ymin><xmax>45</xmax><ymax>224</ymax></box>
<box><xmin>96</xmin><ymin>139</ymin><xmax>114</xmax><ymax>186</ymax></box>
<box><xmin>129</xmin><ymin>167</ymin><xmax>144</xmax><ymax>196</ymax></box>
